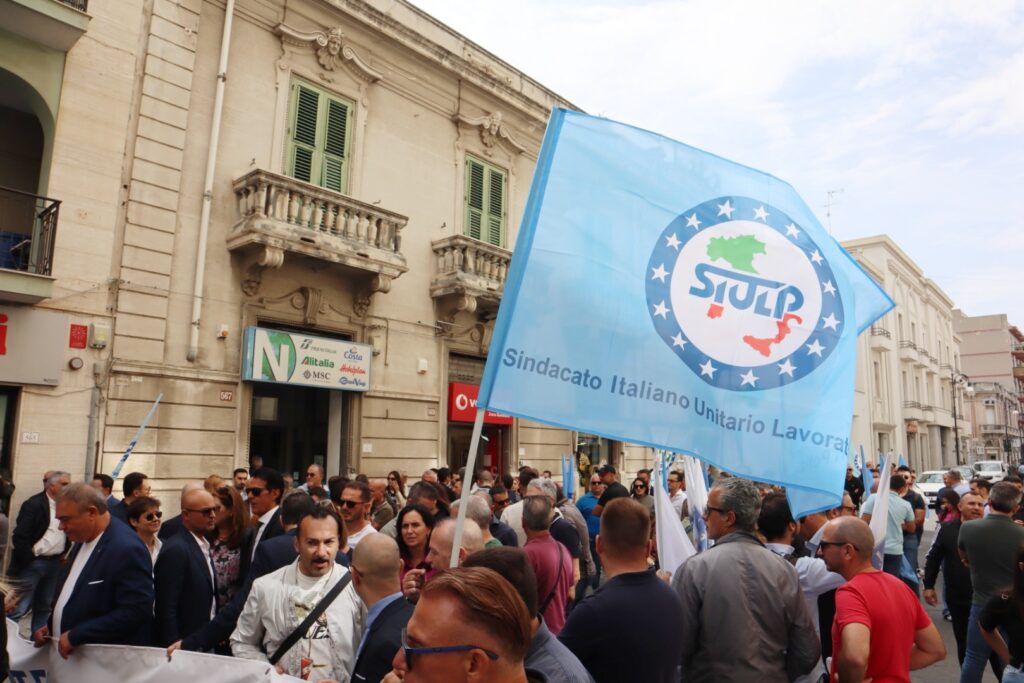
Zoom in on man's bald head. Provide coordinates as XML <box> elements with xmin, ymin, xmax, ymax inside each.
<box><xmin>428</xmin><ymin>518</ymin><xmax>485</xmax><ymax>570</ymax></box>
<box><xmin>352</xmin><ymin>533</ymin><xmax>402</xmax><ymax>592</ymax></box>
<box><xmin>180</xmin><ymin>481</ymin><xmax>206</xmax><ymax>504</ymax></box>
<box><xmin>180</xmin><ymin>487</ymin><xmax>217</xmax><ymax>534</ymax></box>
<box><xmin>825</xmin><ymin>516</ymin><xmax>874</xmax><ymax>561</ymax></box>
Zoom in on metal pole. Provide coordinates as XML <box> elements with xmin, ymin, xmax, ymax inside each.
<box><xmin>450</xmin><ymin>409</ymin><xmax>486</xmax><ymax>568</ymax></box>
<box><xmin>952</xmin><ymin>369</ymin><xmax>962</xmax><ymax>466</ymax></box>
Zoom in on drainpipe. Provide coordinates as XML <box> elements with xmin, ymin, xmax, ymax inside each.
<box><xmin>187</xmin><ymin>0</ymin><xmax>235</xmax><ymax>362</ymax></box>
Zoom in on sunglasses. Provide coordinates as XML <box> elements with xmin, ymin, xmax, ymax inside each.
<box><xmin>702</xmin><ymin>505</ymin><xmax>728</xmax><ymax>517</ymax></box>
<box><xmin>306</xmin><ymin>472</ymin><xmax>318</xmax><ymax>478</ymax></box>
<box><xmin>184</xmin><ymin>506</ymin><xmax>217</xmax><ymax>516</ymax></box>
<box><xmin>246</xmin><ymin>487</ymin><xmax>264</xmax><ymax>497</ymax></box>
<box><xmin>818</xmin><ymin>540</ymin><xmax>857</xmax><ymax>551</ymax></box>
<box><xmin>401</xmin><ymin>628</ymin><xmax>498</xmax><ymax>672</ymax></box>
<box><xmin>493</xmin><ymin>498</ymin><xmax>510</xmax><ymax>507</ymax></box>
<box><xmin>143</xmin><ymin>511</ymin><xmax>163</xmax><ymax>521</ymax></box>
<box><xmin>590</xmin><ymin>480</ymin><xmax>601</xmax><ymax>485</ymax></box>
<box><xmin>633</xmin><ymin>484</ymin><xmax>646</xmax><ymax>490</ymax></box>
<box><xmin>339</xmin><ymin>500</ymin><xmax>363</xmax><ymax>509</ymax></box>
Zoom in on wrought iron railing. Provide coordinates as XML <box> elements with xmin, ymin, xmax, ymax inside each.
<box><xmin>870</xmin><ymin>326</ymin><xmax>891</xmax><ymax>338</ymax></box>
<box><xmin>58</xmin><ymin>0</ymin><xmax>88</xmax><ymax>11</ymax></box>
<box><xmin>0</xmin><ymin>185</ymin><xmax>59</xmax><ymax>276</ymax></box>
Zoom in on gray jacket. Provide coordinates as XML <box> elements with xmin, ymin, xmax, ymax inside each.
<box><xmin>558</xmin><ymin>500</ymin><xmax>596</xmax><ymax>577</ymax></box>
<box><xmin>671</xmin><ymin>531</ymin><xmax>820</xmax><ymax>682</ymax></box>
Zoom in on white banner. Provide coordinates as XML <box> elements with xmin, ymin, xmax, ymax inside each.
<box><xmin>7</xmin><ymin>620</ymin><xmax>303</xmax><ymax>683</ymax></box>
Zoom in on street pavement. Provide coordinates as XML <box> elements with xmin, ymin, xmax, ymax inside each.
<box><xmin>913</xmin><ymin>520</ymin><xmax>998</xmax><ymax>683</ymax></box>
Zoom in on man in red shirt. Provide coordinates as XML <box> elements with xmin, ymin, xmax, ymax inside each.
<box><xmin>521</xmin><ymin>495</ymin><xmax>573</xmax><ymax>634</ymax></box>
<box><xmin>818</xmin><ymin>517</ymin><xmax>945</xmax><ymax>682</ymax></box>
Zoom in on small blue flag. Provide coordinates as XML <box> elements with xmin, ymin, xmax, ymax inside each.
<box><xmin>478</xmin><ymin>110</ymin><xmax>892</xmax><ymax>516</ymax></box>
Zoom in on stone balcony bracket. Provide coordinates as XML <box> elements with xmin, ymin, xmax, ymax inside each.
<box><xmin>229</xmin><ymin>169</ymin><xmax>408</xmax><ymax>309</ymax></box>
<box><xmin>430</xmin><ymin>234</ymin><xmax>511</xmax><ymax>326</ymax></box>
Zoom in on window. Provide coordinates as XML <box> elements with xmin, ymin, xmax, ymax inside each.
<box><xmin>286</xmin><ymin>79</ymin><xmax>352</xmax><ymax>192</ymax></box>
<box><xmin>464</xmin><ymin>155</ymin><xmax>506</xmax><ymax>247</ymax></box>
<box><xmin>872</xmin><ymin>361</ymin><xmax>882</xmax><ymax>399</ymax></box>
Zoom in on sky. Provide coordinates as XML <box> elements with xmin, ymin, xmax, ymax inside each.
<box><xmin>408</xmin><ymin>0</ymin><xmax>1024</xmax><ymax>326</ymax></box>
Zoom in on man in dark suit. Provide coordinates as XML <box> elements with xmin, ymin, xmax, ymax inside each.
<box><xmin>108</xmin><ymin>472</ymin><xmax>151</xmax><ymax>523</ymax></box>
<box><xmin>172</xmin><ymin>490</ymin><xmax>319</xmax><ymax>655</ymax></box>
<box><xmin>33</xmin><ymin>483</ymin><xmax>153</xmax><ymax>658</ymax></box>
<box><xmin>154</xmin><ymin>486</ymin><xmax>219</xmax><ymax>647</ymax></box>
<box><xmin>239</xmin><ymin>467</ymin><xmax>285</xmax><ymax>578</ymax></box>
<box><xmin>351</xmin><ymin>533</ymin><xmax>413</xmax><ymax>683</ymax></box>
<box><xmin>9</xmin><ymin>471</ymin><xmax>71</xmax><ymax>633</ymax></box>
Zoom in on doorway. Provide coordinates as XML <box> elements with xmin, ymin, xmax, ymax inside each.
<box><xmin>448</xmin><ymin>423</ymin><xmax>508</xmax><ymax>476</ymax></box>
<box><xmin>249</xmin><ymin>382</ymin><xmax>329</xmax><ymax>483</ymax></box>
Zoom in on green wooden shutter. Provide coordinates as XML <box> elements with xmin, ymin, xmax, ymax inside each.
<box><xmin>465</xmin><ymin>158</ymin><xmax>485</xmax><ymax>241</ymax></box>
<box><xmin>288</xmin><ymin>82</ymin><xmax>319</xmax><ymax>184</ymax></box>
<box><xmin>486</xmin><ymin>168</ymin><xmax>504</xmax><ymax>246</ymax></box>
<box><xmin>286</xmin><ymin>79</ymin><xmax>352</xmax><ymax>192</ymax></box>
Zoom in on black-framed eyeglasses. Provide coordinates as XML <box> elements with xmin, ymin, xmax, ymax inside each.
<box><xmin>184</xmin><ymin>507</ymin><xmax>217</xmax><ymax>516</ymax></box>
<box><xmin>590</xmin><ymin>480</ymin><xmax>601</xmax><ymax>485</ymax></box>
<box><xmin>401</xmin><ymin>628</ymin><xmax>498</xmax><ymax>672</ymax></box>
<box><xmin>246</xmin><ymin>487</ymin><xmax>264</xmax><ymax>497</ymax></box>
<box><xmin>818</xmin><ymin>540</ymin><xmax>856</xmax><ymax>551</ymax></box>
<box><xmin>702</xmin><ymin>505</ymin><xmax>728</xmax><ymax>517</ymax></box>
<box><xmin>339</xmin><ymin>500</ymin><xmax>362</xmax><ymax>509</ymax></box>
<box><xmin>633</xmin><ymin>484</ymin><xmax>647</xmax><ymax>490</ymax></box>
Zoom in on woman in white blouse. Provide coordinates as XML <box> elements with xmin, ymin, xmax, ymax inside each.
<box><xmin>126</xmin><ymin>496</ymin><xmax>163</xmax><ymax>565</ymax></box>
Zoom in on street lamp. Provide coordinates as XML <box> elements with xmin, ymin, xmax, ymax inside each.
<box><xmin>952</xmin><ymin>371</ymin><xmax>972</xmax><ymax>466</ymax></box>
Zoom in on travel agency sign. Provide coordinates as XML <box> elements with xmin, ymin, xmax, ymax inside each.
<box><xmin>242</xmin><ymin>326</ymin><xmax>371</xmax><ymax>391</ymax></box>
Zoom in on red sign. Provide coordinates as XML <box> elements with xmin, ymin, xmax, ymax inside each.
<box><xmin>69</xmin><ymin>324</ymin><xmax>88</xmax><ymax>349</ymax></box>
<box><xmin>448</xmin><ymin>382</ymin><xmax>513</xmax><ymax>425</ymax></box>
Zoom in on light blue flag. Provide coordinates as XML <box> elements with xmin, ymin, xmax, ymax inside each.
<box><xmin>477</xmin><ymin>109</ymin><xmax>893</xmax><ymax>516</ymax></box>
<box><xmin>898</xmin><ymin>453</ymin><xmax>907</xmax><ymax>468</ymax></box>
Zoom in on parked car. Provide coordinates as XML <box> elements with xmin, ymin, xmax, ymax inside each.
<box><xmin>916</xmin><ymin>470</ymin><xmax>947</xmax><ymax>509</ymax></box>
<box><xmin>972</xmin><ymin>460</ymin><xmax>1009</xmax><ymax>482</ymax></box>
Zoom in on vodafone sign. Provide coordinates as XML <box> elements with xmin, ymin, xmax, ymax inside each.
<box><xmin>448</xmin><ymin>382</ymin><xmax>513</xmax><ymax>425</ymax></box>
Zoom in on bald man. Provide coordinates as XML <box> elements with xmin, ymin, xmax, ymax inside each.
<box><xmin>352</xmin><ymin>535</ymin><xmax>414</xmax><ymax>682</ymax></box>
<box><xmin>154</xmin><ymin>486</ymin><xmax>219</xmax><ymax>648</ymax></box>
<box><xmin>402</xmin><ymin>519</ymin><xmax>484</xmax><ymax>602</ymax></box>
<box><xmin>818</xmin><ymin>517</ymin><xmax>944</xmax><ymax>682</ymax></box>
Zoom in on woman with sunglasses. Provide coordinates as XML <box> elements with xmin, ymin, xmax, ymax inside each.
<box><xmin>396</xmin><ymin>503</ymin><xmax>436</xmax><ymax>583</ymax></box>
<box><xmin>631</xmin><ymin>478</ymin><xmax>655</xmax><ymax>519</ymax></box>
<box><xmin>126</xmin><ymin>496</ymin><xmax>163</xmax><ymax>566</ymax></box>
<box><xmin>210</xmin><ymin>485</ymin><xmax>249</xmax><ymax>607</ymax></box>
<box><xmin>386</xmin><ymin>470</ymin><xmax>407</xmax><ymax>510</ymax></box>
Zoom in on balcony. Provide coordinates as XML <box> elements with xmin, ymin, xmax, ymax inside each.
<box><xmin>915</xmin><ymin>346</ymin><xmax>929</xmax><ymax>368</ymax></box>
<box><xmin>0</xmin><ymin>0</ymin><xmax>90</xmax><ymax>51</ymax></box>
<box><xmin>229</xmin><ymin>170</ymin><xmax>408</xmax><ymax>308</ymax></box>
<box><xmin>1014</xmin><ymin>366</ymin><xmax>1024</xmax><ymax>379</ymax></box>
<box><xmin>869</xmin><ymin>326</ymin><xmax>891</xmax><ymax>350</ymax></box>
<box><xmin>981</xmin><ymin>424</ymin><xmax>1005</xmax><ymax>435</ymax></box>
<box><xmin>430</xmin><ymin>234</ymin><xmax>511</xmax><ymax>322</ymax></box>
<box><xmin>0</xmin><ymin>185</ymin><xmax>58</xmax><ymax>303</ymax></box>
<box><xmin>898</xmin><ymin>340</ymin><xmax>917</xmax><ymax>363</ymax></box>
<box><xmin>902</xmin><ymin>400</ymin><xmax>923</xmax><ymax>422</ymax></box>
<box><xmin>921</xmin><ymin>404</ymin><xmax>935</xmax><ymax>423</ymax></box>
<box><xmin>1013</xmin><ymin>341</ymin><xmax>1024</xmax><ymax>360</ymax></box>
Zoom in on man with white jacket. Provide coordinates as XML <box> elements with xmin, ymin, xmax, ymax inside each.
<box><xmin>232</xmin><ymin>506</ymin><xmax>366</xmax><ymax>681</ymax></box>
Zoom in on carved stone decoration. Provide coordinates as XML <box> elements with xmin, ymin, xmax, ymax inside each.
<box><xmin>241</xmin><ymin>246</ymin><xmax>285</xmax><ymax>296</ymax></box>
<box><xmin>453</xmin><ymin>111</ymin><xmax>528</xmax><ymax>156</ymax></box>
<box><xmin>299</xmin><ymin>286</ymin><xmax>326</xmax><ymax>326</ymax></box>
<box><xmin>275</xmin><ymin>24</ymin><xmax>384</xmax><ymax>83</ymax></box>
<box><xmin>353</xmin><ymin>274</ymin><xmax>392</xmax><ymax>318</ymax></box>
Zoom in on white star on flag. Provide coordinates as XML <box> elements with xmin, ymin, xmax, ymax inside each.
<box><xmin>651</xmin><ymin>264</ymin><xmax>669</xmax><ymax>282</ymax></box>
<box><xmin>717</xmin><ymin>200</ymin><xmax>735</xmax><ymax>218</ymax></box>
<box><xmin>740</xmin><ymin>369</ymin><xmax>759</xmax><ymax>387</ymax></box>
<box><xmin>778</xmin><ymin>359</ymin><xmax>797</xmax><ymax>377</ymax></box>
<box><xmin>753</xmin><ymin>206</ymin><xmax>769</xmax><ymax>222</ymax></box>
<box><xmin>699</xmin><ymin>360</ymin><xmax>717</xmax><ymax>378</ymax></box>
<box><xmin>686</xmin><ymin>213</ymin><xmax>702</xmax><ymax>230</ymax></box>
<box><xmin>810</xmin><ymin>250</ymin><xmax>824</xmax><ymax>265</ymax></box>
<box><xmin>785</xmin><ymin>223</ymin><xmax>800</xmax><ymax>238</ymax></box>
<box><xmin>806</xmin><ymin>340</ymin><xmax>825</xmax><ymax>357</ymax></box>
<box><xmin>671</xmin><ymin>333</ymin><xmax>687</xmax><ymax>349</ymax></box>
<box><xmin>653</xmin><ymin>301</ymin><xmax>670</xmax><ymax>318</ymax></box>
<box><xmin>665</xmin><ymin>233</ymin><xmax>681</xmax><ymax>250</ymax></box>
<box><xmin>822</xmin><ymin>280</ymin><xmax>836</xmax><ymax>296</ymax></box>
<box><xmin>821</xmin><ymin>313</ymin><xmax>840</xmax><ymax>331</ymax></box>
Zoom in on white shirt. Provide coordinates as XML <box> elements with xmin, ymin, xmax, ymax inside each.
<box><xmin>33</xmin><ymin>494</ymin><xmax>66</xmax><ymax>557</ymax></box>
<box><xmin>294</xmin><ymin>568</ymin><xmax>335</xmax><ymax>680</ymax></box>
<box><xmin>53</xmin><ymin>530</ymin><xmax>105</xmax><ymax>637</ymax></box>
<box><xmin>147</xmin><ymin>536</ymin><xmax>163</xmax><ymax>567</ymax></box>
<box><xmin>345</xmin><ymin>524</ymin><xmax>377</xmax><ymax>550</ymax></box>
<box><xmin>252</xmin><ymin>506</ymin><xmax>279</xmax><ymax>561</ymax></box>
<box><xmin>190</xmin><ymin>531</ymin><xmax>217</xmax><ymax>618</ymax></box>
<box><xmin>670</xmin><ymin>489</ymin><xmax>687</xmax><ymax>519</ymax></box>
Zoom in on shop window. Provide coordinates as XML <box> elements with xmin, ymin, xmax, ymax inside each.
<box><xmin>286</xmin><ymin>79</ymin><xmax>353</xmax><ymax>193</ymax></box>
<box><xmin>464</xmin><ymin>155</ymin><xmax>506</xmax><ymax>247</ymax></box>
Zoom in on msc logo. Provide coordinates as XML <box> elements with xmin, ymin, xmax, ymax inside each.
<box><xmin>645</xmin><ymin>196</ymin><xmax>845</xmax><ymax>391</ymax></box>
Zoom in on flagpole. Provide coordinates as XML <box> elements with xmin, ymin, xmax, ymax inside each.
<box><xmin>110</xmin><ymin>393</ymin><xmax>163</xmax><ymax>481</ymax></box>
<box><xmin>450</xmin><ymin>409</ymin><xmax>486</xmax><ymax>568</ymax></box>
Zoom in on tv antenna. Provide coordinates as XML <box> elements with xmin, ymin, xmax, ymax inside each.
<box><xmin>825</xmin><ymin>188</ymin><xmax>844</xmax><ymax>234</ymax></box>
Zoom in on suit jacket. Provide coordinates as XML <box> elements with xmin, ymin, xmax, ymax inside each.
<box><xmin>157</xmin><ymin>514</ymin><xmax>184</xmax><ymax>541</ymax></box>
<box><xmin>50</xmin><ymin>517</ymin><xmax>154</xmax><ymax>647</ymax></box>
<box><xmin>238</xmin><ymin>507</ymin><xmax>283</xmax><ymax>579</ymax></box>
<box><xmin>10</xmin><ymin>491</ymin><xmax>54</xmax><ymax>574</ymax></box>
<box><xmin>352</xmin><ymin>596</ymin><xmax>414</xmax><ymax>683</ymax></box>
<box><xmin>154</xmin><ymin>529</ymin><xmax>216</xmax><ymax>647</ymax></box>
<box><xmin>923</xmin><ymin>518</ymin><xmax>972</xmax><ymax>606</ymax></box>
<box><xmin>108</xmin><ymin>498</ymin><xmax>128</xmax><ymax>523</ymax></box>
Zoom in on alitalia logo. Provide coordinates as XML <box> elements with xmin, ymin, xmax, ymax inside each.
<box><xmin>301</xmin><ymin>356</ymin><xmax>334</xmax><ymax>368</ymax></box>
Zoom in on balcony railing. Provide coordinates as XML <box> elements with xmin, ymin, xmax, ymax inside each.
<box><xmin>58</xmin><ymin>0</ymin><xmax>88</xmax><ymax>10</ymax></box>
<box><xmin>229</xmin><ymin>169</ymin><xmax>408</xmax><ymax>283</ymax></box>
<box><xmin>870</xmin><ymin>326</ymin><xmax>891</xmax><ymax>338</ymax></box>
<box><xmin>0</xmin><ymin>185</ymin><xmax>59</xmax><ymax>276</ymax></box>
<box><xmin>899</xmin><ymin>340</ymin><xmax>917</xmax><ymax>349</ymax></box>
<box><xmin>430</xmin><ymin>235</ymin><xmax>512</xmax><ymax>320</ymax></box>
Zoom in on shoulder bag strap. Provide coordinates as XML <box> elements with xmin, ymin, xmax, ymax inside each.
<box><xmin>269</xmin><ymin>571</ymin><xmax>353</xmax><ymax>665</ymax></box>
<box><xmin>539</xmin><ymin>542</ymin><xmax>565</xmax><ymax>615</ymax></box>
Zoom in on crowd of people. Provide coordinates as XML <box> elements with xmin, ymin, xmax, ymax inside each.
<box><xmin>3</xmin><ymin>458</ymin><xmax>1024</xmax><ymax>682</ymax></box>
